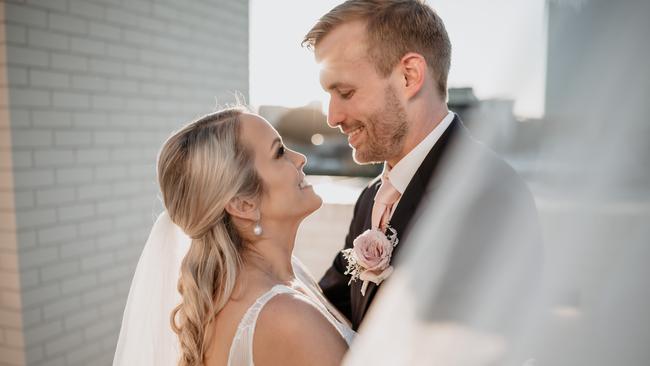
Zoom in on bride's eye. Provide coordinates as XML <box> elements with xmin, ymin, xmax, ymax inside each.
<box><xmin>275</xmin><ymin>145</ymin><xmax>285</xmax><ymax>159</ymax></box>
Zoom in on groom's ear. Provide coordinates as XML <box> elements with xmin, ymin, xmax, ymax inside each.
<box><xmin>225</xmin><ymin>196</ymin><xmax>259</xmax><ymax>222</ymax></box>
<box><xmin>399</xmin><ymin>52</ymin><xmax>426</xmax><ymax>99</ymax></box>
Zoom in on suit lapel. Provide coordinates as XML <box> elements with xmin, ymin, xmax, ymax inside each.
<box><xmin>354</xmin><ymin>116</ymin><xmax>463</xmax><ymax>318</ymax></box>
<box><xmin>391</xmin><ymin>116</ymin><xmax>461</xmax><ymax>252</ymax></box>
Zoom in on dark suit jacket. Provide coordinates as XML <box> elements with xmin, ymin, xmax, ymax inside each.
<box><xmin>318</xmin><ymin>114</ymin><xmax>541</xmax><ymax>331</ymax></box>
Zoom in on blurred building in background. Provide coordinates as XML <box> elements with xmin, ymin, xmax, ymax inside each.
<box><xmin>0</xmin><ymin>1</ymin><xmax>248</xmax><ymax>365</ymax></box>
<box><xmin>544</xmin><ymin>0</ymin><xmax>650</xmax><ymax>196</ymax></box>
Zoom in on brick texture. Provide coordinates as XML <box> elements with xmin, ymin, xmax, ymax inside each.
<box><xmin>0</xmin><ymin>0</ymin><xmax>249</xmax><ymax>364</ymax></box>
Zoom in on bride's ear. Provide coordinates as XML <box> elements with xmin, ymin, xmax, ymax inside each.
<box><xmin>225</xmin><ymin>196</ymin><xmax>259</xmax><ymax>222</ymax></box>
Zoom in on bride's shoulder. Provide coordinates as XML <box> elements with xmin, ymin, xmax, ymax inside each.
<box><xmin>257</xmin><ymin>291</ymin><xmax>321</xmax><ymax>328</ymax></box>
<box><xmin>253</xmin><ymin>292</ymin><xmax>347</xmax><ymax>366</ymax></box>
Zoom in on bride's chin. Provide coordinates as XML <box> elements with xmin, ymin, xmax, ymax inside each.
<box><xmin>311</xmin><ymin>193</ymin><xmax>323</xmax><ymax>211</ymax></box>
<box><xmin>301</xmin><ymin>194</ymin><xmax>323</xmax><ymax>218</ymax></box>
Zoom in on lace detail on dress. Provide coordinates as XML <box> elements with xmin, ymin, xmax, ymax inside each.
<box><xmin>226</xmin><ymin>284</ymin><xmax>355</xmax><ymax>366</ymax></box>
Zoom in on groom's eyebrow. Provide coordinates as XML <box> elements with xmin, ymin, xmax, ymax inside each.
<box><xmin>327</xmin><ymin>81</ymin><xmax>341</xmax><ymax>90</ymax></box>
<box><xmin>326</xmin><ymin>82</ymin><xmax>347</xmax><ymax>91</ymax></box>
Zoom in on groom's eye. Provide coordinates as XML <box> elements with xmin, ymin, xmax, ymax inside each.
<box><xmin>340</xmin><ymin>90</ymin><xmax>354</xmax><ymax>99</ymax></box>
<box><xmin>275</xmin><ymin>145</ymin><xmax>285</xmax><ymax>159</ymax></box>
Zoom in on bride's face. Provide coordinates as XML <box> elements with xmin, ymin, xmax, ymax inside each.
<box><xmin>239</xmin><ymin>113</ymin><xmax>322</xmax><ymax>223</ymax></box>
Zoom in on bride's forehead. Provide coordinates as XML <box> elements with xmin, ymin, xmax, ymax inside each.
<box><xmin>239</xmin><ymin>114</ymin><xmax>279</xmax><ymax>141</ymax></box>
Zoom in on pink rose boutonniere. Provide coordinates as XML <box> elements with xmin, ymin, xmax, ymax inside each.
<box><xmin>342</xmin><ymin>226</ymin><xmax>399</xmax><ymax>296</ymax></box>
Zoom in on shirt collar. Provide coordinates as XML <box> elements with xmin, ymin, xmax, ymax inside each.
<box><xmin>385</xmin><ymin>111</ymin><xmax>455</xmax><ymax>194</ymax></box>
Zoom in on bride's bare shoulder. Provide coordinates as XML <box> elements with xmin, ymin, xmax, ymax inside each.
<box><xmin>253</xmin><ymin>293</ymin><xmax>348</xmax><ymax>366</ymax></box>
<box><xmin>204</xmin><ymin>283</ymin><xmax>275</xmax><ymax>365</ymax></box>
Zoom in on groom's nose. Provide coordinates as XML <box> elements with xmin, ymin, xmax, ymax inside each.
<box><xmin>327</xmin><ymin>99</ymin><xmax>345</xmax><ymax>128</ymax></box>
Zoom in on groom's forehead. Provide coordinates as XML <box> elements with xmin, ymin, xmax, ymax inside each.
<box><xmin>317</xmin><ymin>47</ymin><xmax>368</xmax><ymax>71</ymax></box>
<box><xmin>319</xmin><ymin>51</ymin><xmax>385</xmax><ymax>95</ymax></box>
<box><xmin>317</xmin><ymin>46</ymin><xmax>374</xmax><ymax>88</ymax></box>
<box><xmin>319</xmin><ymin>57</ymin><xmax>368</xmax><ymax>88</ymax></box>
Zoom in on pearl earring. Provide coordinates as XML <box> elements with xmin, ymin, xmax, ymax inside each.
<box><xmin>253</xmin><ymin>222</ymin><xmax>263</xmax><ymax>236</ymax></box>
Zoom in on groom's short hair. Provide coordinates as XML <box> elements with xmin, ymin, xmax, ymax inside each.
<box><xmin>302</xmin><ymin>0</ymin><xmax>452</xmax><ymax>99</ymax></box>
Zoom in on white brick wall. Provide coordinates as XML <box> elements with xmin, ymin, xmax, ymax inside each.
<box><xmin>0</xmin><ymin>0</ymin><xmax>249</xmax><ymax>365</ymax></box>
<box><xmin>1</xmin><ymin>3</ymin><xmax>27</xmax><ymax>365</ymax></box>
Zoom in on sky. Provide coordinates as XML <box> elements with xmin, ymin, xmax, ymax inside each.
<box><xmin>250</xmin><ymin>0</ymin><xmax>547</xmax><ymax>119</ymax></box>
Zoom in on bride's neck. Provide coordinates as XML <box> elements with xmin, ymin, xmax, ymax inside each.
<box><xmin>243</xmin><ymin>225</ymin><xmax>297</xmax><ymax>284</ymax></box>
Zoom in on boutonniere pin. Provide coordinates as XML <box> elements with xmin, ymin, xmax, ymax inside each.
<box><xmin>342</xmin><ymin>226</ymin><xmax>399</xmax><ymax>296</ymax></box>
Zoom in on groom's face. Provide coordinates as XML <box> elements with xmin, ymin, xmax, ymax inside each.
<box><xmin>315</xmin><ymin>21</ymin><xmax>409</xmax><ymax>165</ymax></box>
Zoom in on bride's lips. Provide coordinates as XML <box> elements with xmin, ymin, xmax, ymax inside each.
<box><xmin>298</xmin><ymin>175</ymin><xmax>312</xmax><ymax>190</ymax></box>
<box><xmin>345</xmin><ymin>126</ymin><xmax>364</xmax><ymax>147</ymax></box>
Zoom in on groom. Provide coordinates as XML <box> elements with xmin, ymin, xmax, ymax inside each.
<box><xmin>303</xmin><ymin>0</ymin><xmax>540</xmax><ymax>331</ymax></box>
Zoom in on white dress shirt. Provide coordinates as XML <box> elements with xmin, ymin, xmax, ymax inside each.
<box><xmin>385</xmin><ymin>110</ymin><xmax>455</xmax><ymax>217</ymax></box>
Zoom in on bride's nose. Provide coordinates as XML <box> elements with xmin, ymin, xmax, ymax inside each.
<box><xmin>288</xmin><ymin>148</ymin><xmax>306</xmax><ymax>170</ymax></box>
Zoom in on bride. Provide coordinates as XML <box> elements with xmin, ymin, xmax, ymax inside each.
<box><xmin>113</xmin><ymin>108</ymin><xmax>354</xmax><ymax>366</ymax></box>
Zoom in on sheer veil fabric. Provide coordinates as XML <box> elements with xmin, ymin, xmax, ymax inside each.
<box><xmin>343</xmin><ymin>1</ymin><xmax>650</xmax><ymax>365</ymax></box>
<box><xmin>113</xmin><ymin>211</ymin><xmax>187</xmax><ymax>366</ymax></box>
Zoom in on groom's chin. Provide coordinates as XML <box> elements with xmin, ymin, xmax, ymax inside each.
<box><xmin>352</xmin><ymin>151</ymin><xmax>383</xmax><ymax>166</ymax></box>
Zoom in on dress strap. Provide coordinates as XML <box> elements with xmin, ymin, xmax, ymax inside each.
<box><xmin>227</xmin><ymin>283</ymin><xmax>355</xmax><ymax>366</ymax></box>
<box><xmin>227</xmin><ymin>285</ymin><xmax>294</xmax><ymax>366</ymax></box>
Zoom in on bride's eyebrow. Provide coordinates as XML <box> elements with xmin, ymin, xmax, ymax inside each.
<box><xmin>270</xmin><ymin>137</ymin><xmax>281</xmax><ymax>152</ymax></box>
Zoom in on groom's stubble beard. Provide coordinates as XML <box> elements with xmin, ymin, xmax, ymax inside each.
<box><xmin>352</xmin><ymin>85</ymin><xmax>409</xmax><ymax>165</ymax></box>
